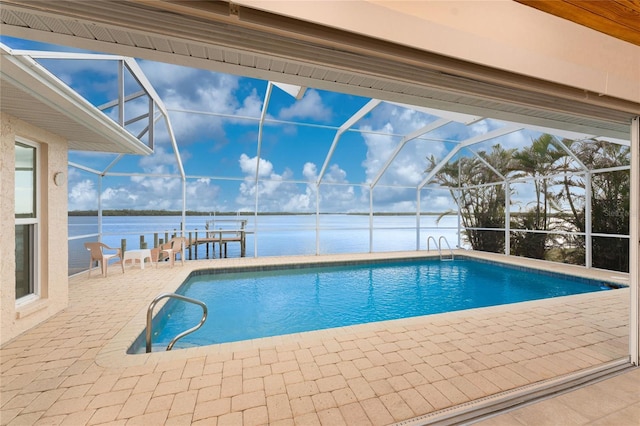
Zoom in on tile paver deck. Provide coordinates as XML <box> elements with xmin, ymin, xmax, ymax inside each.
<box><xmin>0</xmin><ymin>251</ymin><xmax>632</xmax><ymax>425</ymax></box>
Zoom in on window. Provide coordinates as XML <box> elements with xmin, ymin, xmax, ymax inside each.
<box><xmin>15</xmin><ymin>141</ymin><xmax>38</xmax><ymax>300</ymax></box>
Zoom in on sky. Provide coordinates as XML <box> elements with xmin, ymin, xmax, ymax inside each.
<box><xmin>3</xmin><ymin>35</ymin><xmax>601</xmax><ymax>214</ymax></box>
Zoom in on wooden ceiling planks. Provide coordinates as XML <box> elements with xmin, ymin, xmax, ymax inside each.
<box><xmin>515</xmin><ymin>0</ymin><xmax>640</xmax><ymax>46</ymax></box>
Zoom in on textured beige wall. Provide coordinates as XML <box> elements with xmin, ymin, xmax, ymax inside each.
<box><xmin>1</xmin><ymin>113</ymin><xmax>69</xmax><ymax>346</ymax></box>
<box><xmin>0</xmin><ymin>114</ymin><xmax>12</xmax><ymax>335</ymax></box>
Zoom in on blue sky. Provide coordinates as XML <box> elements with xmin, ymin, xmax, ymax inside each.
<box><xmin>4</xmin><ymin>36</ymin><xmax>558</xmax><ymax>214</ymax></box>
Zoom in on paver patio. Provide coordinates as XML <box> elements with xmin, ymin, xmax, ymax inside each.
<box><xmin>0</xmin><ymin>251</ymin><xmax>631</xmax><ymax>425</ymax></box>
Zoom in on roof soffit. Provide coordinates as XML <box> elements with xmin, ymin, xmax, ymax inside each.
<box><xmin>0</xmin><ymin>1</ymin><xmax>638</xmax><ymax>140</ymax></box>
<box><xmin>0</xmin><ymin>45</ymin><xmax>153</xmax><ymax>154</ymax></box>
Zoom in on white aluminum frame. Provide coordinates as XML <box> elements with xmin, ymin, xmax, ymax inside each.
<box><xmin>14</xmin><ymin>47</ymin><xmax>635</xmax><ymax>363</ymax></box>
<box><xmin>630</xmin><ymin>116</ymin><xmax>639</xmax><ymax>365</ymax></box>
<box><xmin>14</xmin><ymin>137</ymin><xmax>40</xmax><ymax>306</ymax></box>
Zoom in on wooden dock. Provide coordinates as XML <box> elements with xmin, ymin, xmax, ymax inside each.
<box><xmin>185</xmin><ymin>229</ymin><xmax>246</xmax><ymax>259</ymax></box>
<box><xmin>187</xmin><ymin>218</ymin><xmax>247</xmax><ymax>259</ymax></box>
<box><xmin>128</xmin><ymin>219</ymin><xmax>248</xmax><ymax>261</ymax></box>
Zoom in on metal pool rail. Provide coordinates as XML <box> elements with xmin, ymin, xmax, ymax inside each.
<box><xmin>146</xmin><ymin>293</ymin><xmax>208</xmax><ymax>353</ymax></box>
<box><xmin>427</xmin><ymin>235</ymin><xmax>455</xmax><ymax>260</ymax></box>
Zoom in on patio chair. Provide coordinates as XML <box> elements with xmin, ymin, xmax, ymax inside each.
<box><xmin>158</xmin><ymin>237</ymin><xmax>186</xmax><ymax>268</ymax></box>
<box><xmin>84</xmin><ymin>242</ymin><xmax>125</xmax><ymax>277</ymax></box>
<box><xmin>150</xmin><ymin>242</ymin><xmax>175</xmax><ymax>267</ymax></box>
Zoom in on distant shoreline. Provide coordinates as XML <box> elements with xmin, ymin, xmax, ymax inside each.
<box><xmin>68</xmin><ymin>210</ymin><xmax>451</xmax><ymax>217</ymax></box>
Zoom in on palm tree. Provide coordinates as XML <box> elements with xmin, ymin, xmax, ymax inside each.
<box><xmin>568</xmin><ymin>139</ymin><xmax>630</xmax><ymax>271</ymax></box>
<box><xmin>426</xmin><ymin>145</ymin><xmax>516</xmax><ymax>253</ymax></box>
<box><xmin>510</xmin><ymin>134</ymin><xmax>566</xmax><ymax>259</ymax></box>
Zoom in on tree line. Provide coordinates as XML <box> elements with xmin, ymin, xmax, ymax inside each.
<box><xmin>427</xmin><ymin>134</ymin><xmax>630</xmax><ymax>272</ymax></box>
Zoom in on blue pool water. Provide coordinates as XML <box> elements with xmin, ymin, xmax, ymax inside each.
<box><xmin>131</xmin><ymin>258</ymin><xmax>620</xmax><ymax>352</ymax></box>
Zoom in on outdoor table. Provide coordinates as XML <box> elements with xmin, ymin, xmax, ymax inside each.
<box><xmin>122</xmin><ymin>248</ymin><xmax>153</xmax><ymax>269</ymax></box>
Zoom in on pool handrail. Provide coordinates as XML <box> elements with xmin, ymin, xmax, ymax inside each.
<box><xmin>439</xmin><ymin>236</ymin><xmax>454</xmax><ymax>260</ymax></box>
<box><xmin>426</xmin><ymin>235</ymin><xmax>439</xmax><ymax>254</ymax></box>
<box><xmin>427</xmin><ymin>235</ymin><xmax>455</xmax><ymax>260</ymax></box>
<box><xmin>146</xmin><ymin>292</ymin><xmax>208</xmax><ymax>353</ymax></box>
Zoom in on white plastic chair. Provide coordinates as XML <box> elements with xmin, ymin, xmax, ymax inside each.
<box><xmin>84</xmin><ymin>242</ymin><xmax>124</xmax><ymax>277</ymax></box>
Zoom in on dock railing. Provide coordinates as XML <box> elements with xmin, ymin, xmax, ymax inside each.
<box><xmin>205</xmin><ymin>219</ymin><xmax>247</xmax><ymax>258</ymax></box>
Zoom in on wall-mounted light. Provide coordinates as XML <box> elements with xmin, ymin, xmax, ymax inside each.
<box><xmin>53</xmin><ymin>172</ymin><xmax>65</xmax><ymax>187</ymax></box>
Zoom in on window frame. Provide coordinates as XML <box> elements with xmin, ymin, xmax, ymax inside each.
<box><xmin>14</xmin><ymin>137</ymin><xmax>40</xmax><ymax>305</ymax></box>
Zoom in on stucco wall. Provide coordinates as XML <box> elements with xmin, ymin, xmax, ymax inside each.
<box><xmin>1</xmin><ymin>112</ymin><xmax>69</xmax><ymax>346</ymax></box>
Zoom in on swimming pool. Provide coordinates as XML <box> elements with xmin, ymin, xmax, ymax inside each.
<box><xmin>130</xmin><ymin>257</ymin><xmax>621</xmax><ymax>353</ymax></box>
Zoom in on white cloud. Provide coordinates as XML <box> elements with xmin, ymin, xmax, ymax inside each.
<box><xmin>35</xmin><ymin>57</ymin><xmax>261</xmax><ymax>156</ymax></box>
<box><xmin>469</xmin><ymin>119</ymin><xmax>490</xmax><ymax>135</ymax></box>
<box><xmin>90</xmin><ymin>175</ymin><xmax>221</xmax><ymax>211</ymax></box>
<box><xmin>355</xmin><ymin>104</ymin><xmax>460</xmax><ymax>211</ymax></box>
<box><xmin>239</xmin><ymin>153</ymin><xmax>274</xmax><ymax>178</ymax></box>
<box><xmin>101</xmin><ymin>186</ymin><xmax>140</xmax><ymax>205</ymax></box>
<box><xmin>235</xmin><ymin>154</ymin><xmax>360</xmax><ymax>212</ymax></box>
<box><xmin>324</xmin><ymin>164</ymin><xmax>348</xmax><ymax>184</ymax></box>
<box><xmin>281</xmin><ymin>189</ymin><xmax>314</xmax><ymax>212</ymax></box>
<box><xmin>68</xmin><ymin>179</ymin><xmax>98</xmax><ymax>211</ymax></box>
<box><xmin>185</xmin><ymin>178</ymin><xmax>222</xmax><ymax>211</ymax></box>
<box><xmin>419</xmin><ymin>190</ymin><xmax>457</xmax><ymax>212</ymax></box>
<box><xmin>302</xmin><ymin>162</ymin><xmax>318</xmax><ymax>181</ymax></box>
<box><xmin>501</xmin><ymin>129</ymin><xmax>533</xmax><ymax>150</ymax></box>
<box><xmin>138</xmin><ymin>61</ymin><xmax>263</xmax><ymax>151</ymax></box>
<box><xmin>137</xmin><ymin>146</ymin><xmax>178</xmax><ymax>176</ymax></box>
<box><xmin>67</xmin><ymin>146</ymin><xmax>222</xmax><ymax>211</ymax></box>
<box><xmin>360</xmin><ymin>123</ymin><xmax>397</xmax><ymax>181</ymax></box>
<box><xmin>236</xmin><ymin>88</ymin><xmax>264</xmax><ymax>118</ymax></box>
<box><xmin>278</xmin><ymin>89</ymin><xmax>332</xmax><ymax>121</ymax></box>
<box><xmin>55</xmin><ymin>54</ymin><xmax>467</xmax><ymax>214</ymax></box>
<box><xmin>36</xmin><ymin>58</ymin><xmax>119</xmax><ymax>99</ymax></box>
<box><xmin>236</xmin><ymin>155</ymin><xmax>292</xmax><ymax>210</ymax></box>
<box><xmin>360</xmin><ymin>128</ymin><xmax>440</xmax><ymax>190</ymax></box>
<box><xmin>360</xmin><ymin>104</ymin><xmax>448</xmax><ymax>188</ymax></box>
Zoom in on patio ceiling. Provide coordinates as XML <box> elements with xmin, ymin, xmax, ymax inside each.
<box><xmin>515</xmin><ymin>0</ymin><xmax>640</xmax><ymax>47</ymax></box>
<box><xmin>0</xmin><ymin>0</ymin><xmax>638</xmax><ymax>141</ymax></box>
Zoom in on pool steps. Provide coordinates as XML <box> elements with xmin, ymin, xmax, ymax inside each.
<box><xmin>427</xmin><ymin>235</ymin><xmax>455</xmax><ymax>260</ymax></box>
